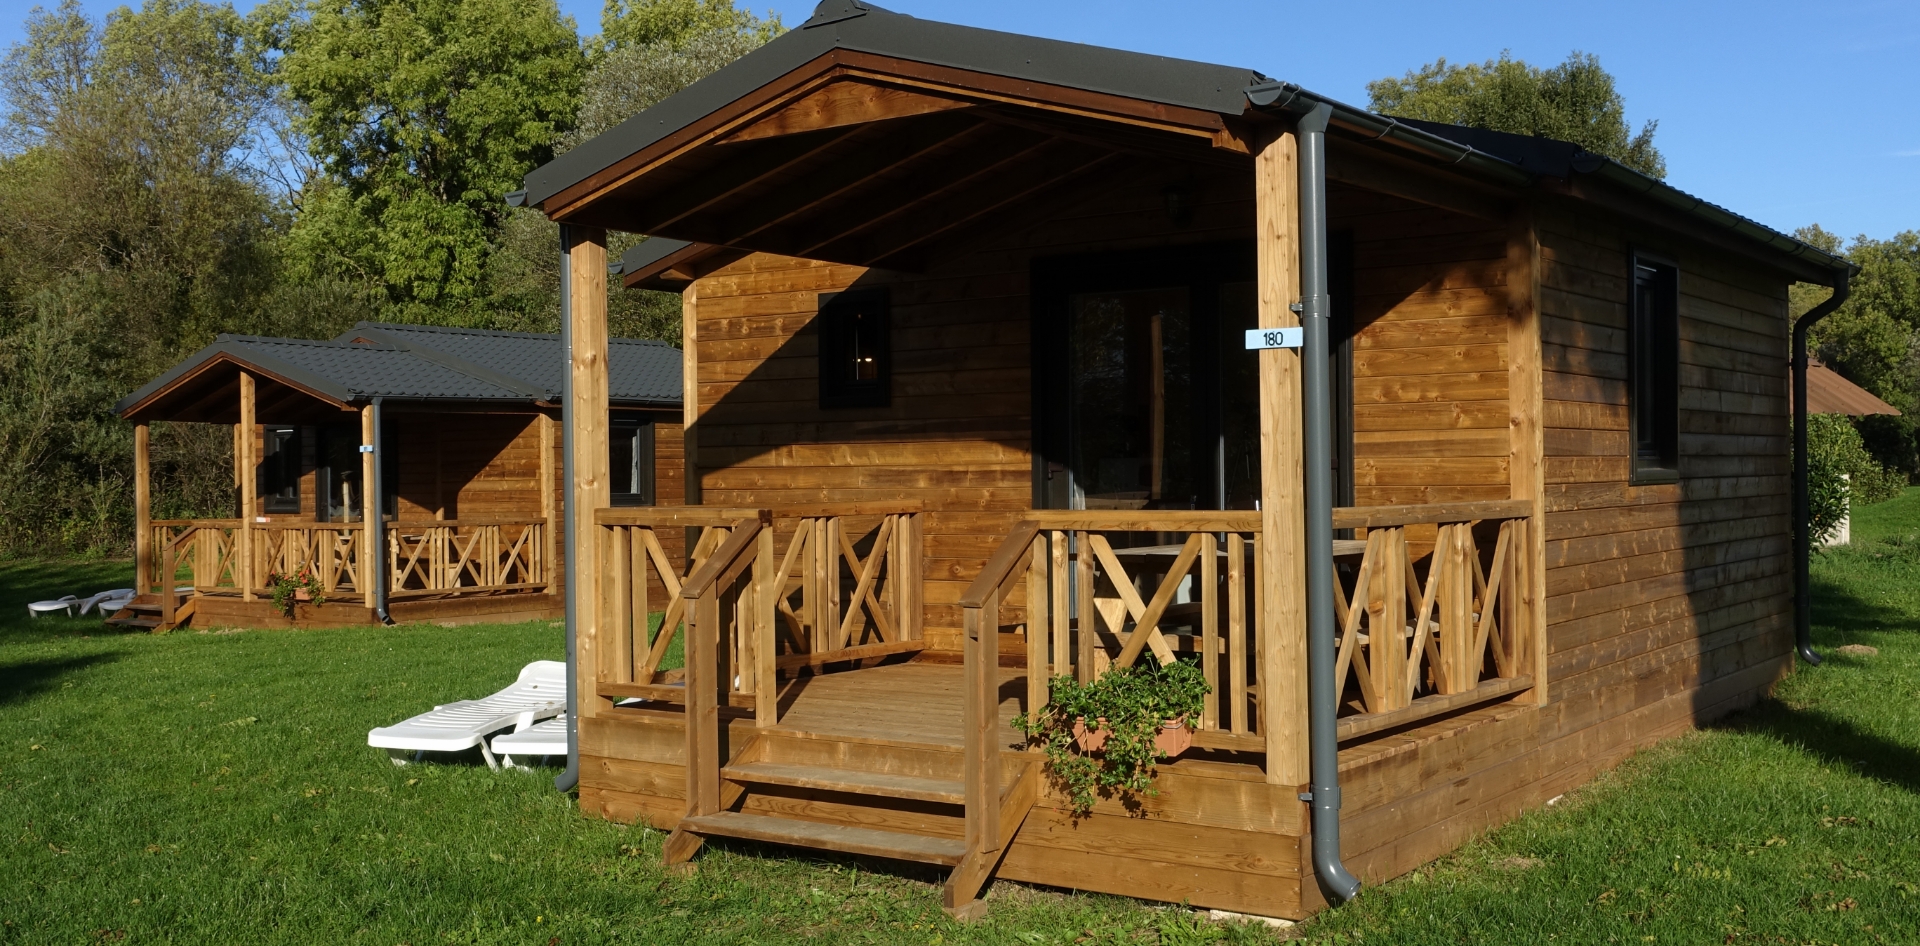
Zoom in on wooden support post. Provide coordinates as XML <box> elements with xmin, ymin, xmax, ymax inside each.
<box><xmin>1507</xmin><ymin>208</ymin><xmax>1549</xmax><ymax>706</ymax></box>
<box><xmin>1026</xmin><ymin>533</ymin><xmax>1048</xmax><ymax>714</ymax></box>
<box><xmin>134</xmin><ymin>422</ymin><xmax>151</xmax><ymax>594</ymax></box>
<box><xmin>1050</xmin><ymin>531</ymin><xmax>1069</xmax><ymax>680</ymax></box>
<box><xmin>755</xmin><ymin>525</ymin><xmax>777</xmax><ymax>726</ymax></box>
<box><xmin>1074</xmin><ymin>531</ymin><xmax>1094</xmax><ymax>684</ymax></box>
<box><xmin>361</xmin><ymin>404</ymin><xmax>376</xmax><ymax>609</ymax></box>
<box><xmin>568</xmin><ymin>226</ymin><xmax>612</xmax><ymax>724</ymax></box>
<box><xmin>238</xmin><ymin>373</ymin><xmax>257</xmax><ymax>602</ymax></box>
<box><xmin>685</xmin><ymin>587</ymin><xmax>722</xmax><ymax>812</ymax></box>
<box><xmin>1200</xmin><ymin>530</ymin><xmax>1219</xmax><ymax>729</ymax></box>
<box><xmin>1253</xmin><ymin>125</ymin><xmax>1309</xmax><ymax>785</ymax></box>
<box><xmin>540</xmin><ymin>413</ymin><xmax>558</xmax><ymax>594</ymax></box>
<box><xmin>681</xmin><ymin>282</ymin><xmax>702</xmax><ymax>564</ymax></box>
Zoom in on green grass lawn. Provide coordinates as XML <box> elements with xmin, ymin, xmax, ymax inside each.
<box><xmin>4</xmin><ymin>490</ymin><xmax>1920</xmax><ymax>943</ymax></box>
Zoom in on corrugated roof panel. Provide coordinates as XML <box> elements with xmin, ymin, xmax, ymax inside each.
<box><xmin>343</xmin><ymin>323</ymin><xmax>683</xmax><ymax>405</ymax></box>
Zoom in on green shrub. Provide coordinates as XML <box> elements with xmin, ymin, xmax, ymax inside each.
<box><xmin>1807</xmin><ymin>413</ymin><xmax>1907</xmax><ymax>542</ymax></box>
<box><xmin>1012</xmin><ymin>660</ymin><xmax>1209</xmax><ymax>816</ymax></box>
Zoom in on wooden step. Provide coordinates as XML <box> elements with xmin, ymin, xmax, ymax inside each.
<box><xmin>105</xmin><ymin>616</ymin><xmax>162</xmax><ymax>629</ymax></box>
<box><xmin>723</xmin><ymin>761</ymin><xmax>964</xmax><ymax>805</ymax></box>
<box><xmin>678</xmin><ymin>812</ymin><xmax>966</xmax><ymax>866</ymax></box>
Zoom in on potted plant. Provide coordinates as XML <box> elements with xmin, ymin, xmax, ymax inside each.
<box><xmin>1013</xmin><ymin>659</ymin><xmax>1209</xmax><ymax>816</ymax></box>
<box><xmin>266</xmin><ymin>569</ymin><xmax>326</xmax><ymax>616</ymax></box>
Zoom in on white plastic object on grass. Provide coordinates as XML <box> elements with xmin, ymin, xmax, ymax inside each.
<box><xmin>490</xmin><ymin>714</ymin><xmax>568</xmax><ymax>770</ymax></box>
<box><xmin>27</xmin><ymin>595</ymin><xmax>79</xmax><ymax>618</ymax></box>
<box><xmin>79</xmin><ymin>589</ymin><xmax>135</xmax><ymax>615</ymax></box>
<box><xmin>367</xmin><ymin>660</ymin><xmax>566</xmax><ymax>770</ymax></box>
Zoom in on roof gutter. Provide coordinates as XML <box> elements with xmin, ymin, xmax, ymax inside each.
<box><xmin>1245</xmin><ymin>81</ymin><xmax>1533</xmax><ymax>187</ymax></box>
<box><xmin>1792</xmin><ymin>271</ymin><xmax>1852</xmax><ymax>667</ymax></box>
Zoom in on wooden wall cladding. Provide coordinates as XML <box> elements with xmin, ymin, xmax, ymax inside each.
<box><xmin>689</xmin><ymin>162</ymin><xmax>1257</xmax><ymax>643</ymax></box>
<box><xmin>388</xmin><ymin>412</ymin><xmax>541</xmax><ymax>520</ymax></box>
<box><xmin>1333</xmin><ymin>183</ymin><xmax>1512</xmax><ymax>509</ymax></box>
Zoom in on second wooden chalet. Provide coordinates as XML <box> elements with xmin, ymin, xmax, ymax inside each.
<box><xmin>517</xmin><ymin>0</ymin><xmax>1856</xmax><ymax>921</ymax></box>
<box><xmin>112</xmin><ymin>322</ymin><xmax>684</xmax><ymax>631</ymax></box>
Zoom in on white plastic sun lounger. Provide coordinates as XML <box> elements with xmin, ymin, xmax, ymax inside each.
<box><xmin>27</xmin><ymin>595</ymin><xmax>79</xmax><ymax>618</ymax></box>
<box><xmin>490</xmin><ymin>714</ymin><xmax>568</xmax><ymax>770</ymax></box>
<box><xmin>79</xmin><ymin>588</ymin><xmax>135</xmax><ymax>615</ymax></box>
<box><xmin>367</xmin><ymin>660</ymin><xmax>566</xmax><ymax>770</ymax></box>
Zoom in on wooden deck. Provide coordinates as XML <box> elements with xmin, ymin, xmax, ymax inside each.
<box><xmin>767</xmin><ymin>660</ymin><xmax>1025</xmax><ymax>748</ymax></box>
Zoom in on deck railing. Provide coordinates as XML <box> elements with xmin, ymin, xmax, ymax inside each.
<box><xmin>592</xmin><ymin>503</ymin><xmax>927</xmax><ymax>726</ymax></box>
<box><xmin>964</xmin><ymin>499</ymin><xmax>1540</xmax><ymax>803</ymax></box>
<box><xmin>145</xmin><ymin>517</ymin><xmax>551</xmax><ymax>607</ymax></box>
<box><xmin>386</xmin><ymin>519</ymin><xmax>547</xmax><ymax>598</ymax></box>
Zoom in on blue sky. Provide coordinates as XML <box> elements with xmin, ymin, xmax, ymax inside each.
<box><xmin>5</xmin><ymin>0</ymin><xmax>1915</xmax><ymax>243</ymax></box>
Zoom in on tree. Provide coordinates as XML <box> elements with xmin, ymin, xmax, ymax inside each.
<box><xmin>1367</xmin><ymin>51</ymin><xmax>1665</xmax><ymax>178</ymax></box>
<box><xmin>0</xmin><ymin>0</ymin><xmax>301</xmax><ymax>553</ymax></box>
<box><xmin>487</xmin><ymin>0</ymin><xmax>779</xmax><ymax>341</ymax></box>
<box><xmin>274</xmin><ymin>0</ymin><xmax>586</xmax><ymax>312</ymax></box>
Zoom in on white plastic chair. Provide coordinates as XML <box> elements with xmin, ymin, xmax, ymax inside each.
<box><xmin>27</xmin><ymin>595</ymin><xmax>78</xmax><ymax>618</ymax></box>
<box><xmin>490</xmin><ymin>714</ymin><xmax>568</xmax><ymax>770</ymax></box>
<box><xmin>367</xmin><ymin>661</ymin><xmax>566</xmax><ymax>770</ymax></box>
<box><xmin>79</xmin><ymin>589</ymin><xmax>135</xmax><ymax>616</ymax></box>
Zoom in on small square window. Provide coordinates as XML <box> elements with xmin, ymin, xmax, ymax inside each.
<box><xmin>1629</xmin><ymin>254</ymin><xmax>1680</xmax><ymax>483</ymax></box>
<box><xmin>818</xmin><ymin>289</ymin><xmax>889</xmax><ymax>409</ymax></box>
<box><xmin>610</xmin><ymin>417</ymin><xmax>655</xmax><ymax>507</ymax></box>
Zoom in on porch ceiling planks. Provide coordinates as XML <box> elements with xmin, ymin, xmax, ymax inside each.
<box><xmin>567</xmin><ymin>77</ymin><xmax>1246</xmax><ymax>274</ymax></box>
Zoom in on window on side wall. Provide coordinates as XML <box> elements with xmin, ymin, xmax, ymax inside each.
<box><xmin>610</xmin><ymin>416</ymin><xmax>656</xmax><ymax>507</ymax></box>
<box><xmin>817</xmin><ymin>289</ymin><xmax>890</xmax><ymax>409</ymax></box>
<box><xmin>1629</xmin><ymin>253</ymin><xmax>1680</xmax><ymax>483</ymax></box>
<box><xmin>259</xmin><ymin>426</ymin><xmax>301</xmax><ymax>514</ymax></box>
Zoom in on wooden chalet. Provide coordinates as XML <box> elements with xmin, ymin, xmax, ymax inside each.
<box><xmin>519</xmin><ymin>1</ymin><xmax>1856</xmax><ymax>919</ymax></box>
<box><xmin>113</xmin><ymin>322</ymin><xmax>683</xmax><ymax>631</ymax></box>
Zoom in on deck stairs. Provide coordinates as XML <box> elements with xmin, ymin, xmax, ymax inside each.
<box><xmin>670</xmin><ymin>730</ymin><xmax>1040</xmax><ymax>894</ymax></box>
<box><xmin>104</xmin><ymin>593</ymin><xmax>194</xmax><ymax>633</ymax></box>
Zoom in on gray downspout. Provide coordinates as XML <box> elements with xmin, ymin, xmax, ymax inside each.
<box><xmin>1791</xmin><ymin>271</ymin><xmax>1852</xmax><ymax>668</ymax></box>
<box><xmin>555</xmin><ymin>224</ymin><xmax>581</xmax><ymax>793</ymax></box>
<box><xmin>1296</xmin><ymin>102</ymin><xmax>1363</xmax><ymax>903</ymax></box>
<box><xmin>370</xmin><ymin>397</ymin><xmax>390</xmax><ymax>623</ymax></box>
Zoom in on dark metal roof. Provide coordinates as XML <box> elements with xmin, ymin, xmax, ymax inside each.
<box><xmin>523</xmin><ymin>0</ymin><xmax>1264</xmax><ymax>208</ymax></box>
<box><xmin>529</xmin><ymin>0</ymin><xmax>1852</xmax><ymax>284</ymax></box>
<box><xmin>343</xmin><ymin>323</ymin><xmax>682</xmax><ymax>405</ymax></box>
<box><xmin>115</xmin><ymin>323</ymin><xmax>681</xmax><ymax>417</ymax></box>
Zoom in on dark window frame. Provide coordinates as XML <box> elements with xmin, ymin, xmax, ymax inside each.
<box><xmin>1628</xmin><ymin>250</ymin><xmax>1681</xmax><ymax>484</ymax></box>
<box><xmin>610</xmin><ymin>415</ymin><xmax>657</xmax><ymax>507</ymax></box>
<box><xmin>817</xmin><ymin>288</ymin><xmax>891</xmax><ymax>409</ymax></box>
<box><xmin>259</xmin><ymin>426</ymin><xmax>302</xmax><ymax>514</ymax></box>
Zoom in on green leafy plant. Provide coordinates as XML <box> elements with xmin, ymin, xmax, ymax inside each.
<box><xmin>266</xmin><ymin>568</ymin><xmax>325</xmax><ymax>615</ymax></box>
<box><xmin>1013</xmin><ymin>659</ymin><xmax>1210</xmax><ymax>816</ymax></box>
<box><xmin>1806</xmin><ymin>413</ymin><xmax>1908</xmax><ymax>544</ymax></box>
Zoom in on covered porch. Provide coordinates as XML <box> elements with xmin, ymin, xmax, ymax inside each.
<box><xmin>533</xmin><ymin>2</ymin><xmax>1550</xmax><ymax>920</ymax></box>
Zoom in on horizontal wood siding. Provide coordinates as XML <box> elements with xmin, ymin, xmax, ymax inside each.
<box><xmin>690</xmin><ymin>162</ymin><xmax>1261</xmax><ymax>644</ymax></box>
<box><xmin>1335</xmin><ymin>184</ymin><xmax>1511</xmax><ymax>510</ymax></box>
<box><xmin>1329</xmin><ymin>201</ymin><xmax>1797</xmax><ymax>899</ymax></box>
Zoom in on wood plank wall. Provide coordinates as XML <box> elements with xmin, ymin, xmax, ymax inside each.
<box><xmin>1333</xmin><ymin>185</ymin><xmax>1512</xmax><ymax>510</ymax></box>
<box><xmin>687</xmin><ymin>171</ymin><xmax>1516</xmax><ymax>647</ymax></box>
<box><xmin>1327</xmin><ymin>202</ymin><xmax>1796</xmax><ymax>898</ymax></box>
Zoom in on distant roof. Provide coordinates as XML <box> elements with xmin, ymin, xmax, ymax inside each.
<box><xmin>116</xmin><ymin>322</ymin><xmax>680</xmax><ymax>422</ymax></box>
<box><xmin>530</xmin><ymin>0</ymin><xmax>1851</xmax><ymax>284</ymax></box>
<box><xmin>1807</xmin><ymin>359</ymin><xmax>1900</xmax><ymax>417</ymax></box>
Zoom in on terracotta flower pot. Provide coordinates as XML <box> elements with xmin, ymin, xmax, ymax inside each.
<box><xmin>1154</xmin><ymin>718</ymin><xmax>1192</xmax><ymax>757</ymax></box>
<box><xmin>1071</xmin><ymin>717</ymin><xmax>1193</xmax><ymax>757</ymax></box>
<box><xmin>1072</xmin><ymin>717</ymin><xmax>1109</xmax><ymax>752</ymax></box>
<box><xmin>293</xmin><ymin>588</ymin><xmax>313</xmax><ymax>602</ymax></box>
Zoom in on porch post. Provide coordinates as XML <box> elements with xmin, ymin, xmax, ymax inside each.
<box><xmin>540</xmin><ymin>413</ymin><xmax>558</xmax><ymax>595</ymax></box>
<box><xmin>567</xmin><ymin>226</ymin><xmax>612</xmax><ymax>727</ymax></box>
<box><xmin>1506</xmin><ymin>208</ymin><xmax>1549</xmax><ymax>705</ymax></box>
<box><xmin>1253</xmin><ymin>125</ymin><xmax>1310</xmax><ymax>786</ymax></box>
<box><xmin>238</xmin><ymin>372</ymin><xmax>257</xmax><ymax>602</ymax></box>
<box><xmin>361</xmin><ymin>404</ymin><xmax>376</xmax><ymax>610</ymax></box>
<box><xmin>134</xmin><ymin>422</ymin><xmax>151</xmax><ymax>594</ymax></box>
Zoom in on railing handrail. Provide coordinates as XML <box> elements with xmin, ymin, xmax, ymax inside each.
<box><xmin>596</xmin><ymin>506</ymin><xmax>765</xmax><ymax>528</ymax></box>
<box><xmin>150</xmin><ymin>518</ymin><xmax>240</xmax><ymax>528</ymax></box>
<box><xmin>1330</xmin><ymin>499</ymin><xmax>1532</xmax><ymax>529</ymax></box>
<box><xmin>959</xmin><ymin>520</ymin><xmax>1041</xmax><ymax>609</ymax></box>
<box><xmin>680</xmin><ymin>517</ymin><xmax>765</xmax><ymax>600</ymax></box>
<box><xmin>1026</xmin><ymin>510</ymin><xmax>1261</xmax><ymax>532</ymax></box>
<box><xmin>767</xmin><ymin>501</ymin><xmax>924</xmax><ymax>518</ymax></box>
<box><xmin>386</xmin><ymin>518</ymin><xmax>543</xmax><ymax>529</ymax></box>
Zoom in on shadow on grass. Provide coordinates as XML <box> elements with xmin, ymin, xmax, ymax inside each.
<box><xmin>1808</xmin><ymin>570</ymin><xmax>1920</xmax><ymax>636</ymax></box>
<box><xmin>1723</xmin><ymin>697</ymin><xmax>1920</xmax><ymax>794</ymax></box>
<box><xmin>0</xmin><ymin>652</ymin><xmax>118</xmax><ymax>708</ymax></box>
